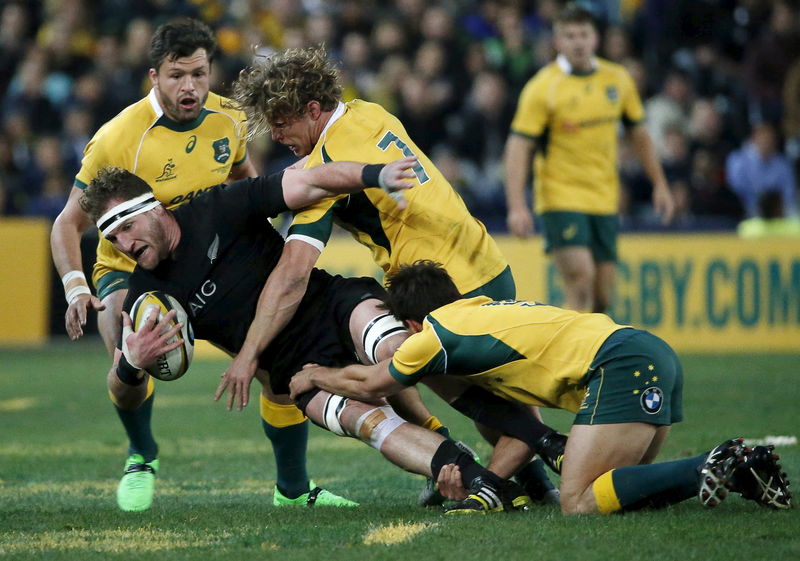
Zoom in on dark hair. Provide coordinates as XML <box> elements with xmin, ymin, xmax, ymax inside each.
<box><xmin>385</xmin><ymin>260</ymin><xmax>462</xmax><ymax>323</ymax></box>
<box><xmin>555</xmin><ymin>3</ymin><xmax>597</xmax><ymax>27</ymax></box>
<box><xmin>80</xmin><ymin>167</ymin><xmax>153</xmax><ymax>223</ymax></box>
<box><xmin>149</xmin><ymin>18</ymin><xmax>217</xmax><ymax>70</ymax></box>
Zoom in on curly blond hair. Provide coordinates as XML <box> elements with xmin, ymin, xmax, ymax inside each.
<box><xmin>230</xmin><ymin>46</ymin><xmax>342</xmax><ymax>140</ymax></box>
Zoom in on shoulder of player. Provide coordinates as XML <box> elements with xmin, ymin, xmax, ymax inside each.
<box><xmin>204</xmin><ymin>92</ymin><xmax>247</xmax><ymax>121</ymax></box>
<box><xmin>338</xmin><ymin>99</ymin><xmax>396</xmax><ymax>136</ymax></box>
<box><xmin>595</xmin><ymin>58</ymin><xmax>633</xmax><ymax>81</ymax></box>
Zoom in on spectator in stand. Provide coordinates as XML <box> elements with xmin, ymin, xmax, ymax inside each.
<box><xmin>726</xmin><ymin>121</ymin><xmax>798</xmax><ymax>218</ymax></box>
<box><xmin>645</xmin><ymin>69</ymin><xmax>693</xmax><ymax>158</ymax></box>
<box><xmin>782</xmin><ymin>54</ymin><xmax>800</xmax><ymax>167</ymax></box>
<box><xmin>0</xmin><ymin>2</ymin><xmax>33</xmax><ymax>96</ymax></box>
<box><xmin>484</xmin><ymin>4</ymin><xmax>540</xmax><ymax>95</ymax></box>
<box><xmin>690</xmin><ymin>147</ymin><xmax>744</xmax><ymax>224</ymax></box>
<box><xmin>743</xmin><ymin>0</ymin><xmax>800</xmax><ymax>124</ymax></box>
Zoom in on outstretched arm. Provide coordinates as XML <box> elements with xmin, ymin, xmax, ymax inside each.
<box><xmin>51</xmin><ymin>186</ymin><xmax>106</xmax><ymax>340</ymax></box>
<box><xmin>289</xmin><ymin>359</ymin><xmax>407</xmax><ymax>402</ymax></box>
<box><xmin>281</xmin><ymin>156</ymin><xmax>418</xmax><ymax>210</ymax></box>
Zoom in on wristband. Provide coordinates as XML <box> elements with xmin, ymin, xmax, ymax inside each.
<box><xmin>361</xmin><ymin>164</ymin><xmax>385</xmax><ymax>188</ymax></box>
<box><xmin>116</xmin><ymin>354</ymin><xmax>145</xmax><ymax>386</ymax></box>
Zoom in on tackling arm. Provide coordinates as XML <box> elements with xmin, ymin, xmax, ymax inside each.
<box><xmin>289</xmin><ymin>359</ymin><xmax>407</xmax><ymax>402</ymax></box>
<box><xmin>280</xmin><ymin>157</ymin><xmax>417</xmax><ymax>210</ymax></box>
<box><xmin>51</xmin><ymin>186</ymin><xmax>106</xmax><ymax>340</ymax></box>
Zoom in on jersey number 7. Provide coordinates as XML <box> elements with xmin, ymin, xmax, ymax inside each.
<box><xmin>377</xmin><ymin>131</ymin><xmax>431</xmax><ymax>184</ymax></box>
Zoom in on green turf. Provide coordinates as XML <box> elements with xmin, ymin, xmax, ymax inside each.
<box><xmin>1</xmin><ymin>341</ymin><xmax>798</xmax><ymax>560</ymax></box>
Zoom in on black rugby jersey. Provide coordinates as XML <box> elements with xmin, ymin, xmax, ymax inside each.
<box><xmin>123</xmin><ymin>174</ymin><xmax>324</xmax><ymax>370</ymax></box>
<box><xmin>123</xmin><ymin>174</ymin><xmax>387</xmax><ymax>388</ymax></box>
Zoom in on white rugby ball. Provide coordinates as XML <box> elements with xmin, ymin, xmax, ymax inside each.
<box><xmin>129</xmin><ymin>291</ymin><xmax>194</xmax><ymax>381</ymax></box>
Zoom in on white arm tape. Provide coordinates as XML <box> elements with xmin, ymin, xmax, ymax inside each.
<box><xmin>61</xmin><ymin>270</ymin><xmax>86</xmax><ymax>286</ymax></box>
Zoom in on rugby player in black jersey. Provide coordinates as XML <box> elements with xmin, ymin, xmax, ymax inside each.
<box><xmin>79</xmin><ymin>159</ymin><xmax>535</xmax><ymax>511</ymax></box>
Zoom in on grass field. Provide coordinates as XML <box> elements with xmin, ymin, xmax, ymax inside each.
<box><xmin>1</xmin><ymin>340</ymin><xmax>798</xmax><ymax>560</ymax></box>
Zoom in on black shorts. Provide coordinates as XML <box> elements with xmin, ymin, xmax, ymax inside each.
<box><xmin>261</xmin><ymin>269</ymin><xmax>386</xmax><ymax>395</ymax></box>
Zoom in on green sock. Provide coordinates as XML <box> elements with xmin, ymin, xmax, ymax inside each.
<box><xmin>115</xmin><ymin>392</ymin><xmax>158</xmax><ymax>462</ymax></box>
<box><xmin>261</xmin><ymin>418</ymin><xmax>309</xmax><ymax>498</ymax></box>
<box><xmin>434</xmin><ymin>426</ymin><xmax>451</xmax><ymax>439</ymax></box>
<box><xmin>611</xmin><ymin>453</ymin><xmax>706</xmax><ymax>510</ymax></box>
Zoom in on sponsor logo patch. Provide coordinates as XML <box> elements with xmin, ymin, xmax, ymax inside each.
<box><xmin>640</xmin><ymin>386</ymin><xmax>663</xmax><ymax>414</ymax></box>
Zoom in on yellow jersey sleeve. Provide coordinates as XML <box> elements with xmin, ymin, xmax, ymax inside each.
<box><xmin>620</xmin><ymin>67</ymin><xmax>644</xmax><ymax>125</ymax></box>
<box><xmin>388</xmin><ymin>322</ymin><xmax>447</xmax><ymax>385</ymax></box>
<box><xmin>510</xmin><ymin>72</ymin><xmax>551</xmax><ymax>139</ymax></box>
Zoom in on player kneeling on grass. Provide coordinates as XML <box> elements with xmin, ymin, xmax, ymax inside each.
<box><xmin>82</xmin><ymin>162</ymin><xmax>534</xmax><ymax>511</ymax></box>
<box><xmin>291</xmin><ymin>260</ymin><xmax>793</xmax><ymax>514</ymax></box>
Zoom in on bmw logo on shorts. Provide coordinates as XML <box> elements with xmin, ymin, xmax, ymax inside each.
<box><xmin>641</xmin><ymin>387</ymin><xmax>664</xmax><ymax>414</ymax></box>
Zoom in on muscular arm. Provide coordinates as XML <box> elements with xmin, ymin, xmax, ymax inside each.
<box><xmin>289</xmin><ymin>359</ymin><xmax>407</xmax><ymax>402</ymax></box>
<box><xmin>51</xmin><ymin>185</ymin><xmax>106</xmax><ymax>339</ymax></box>
<box><xmin>214</xmin><ymin>239</ymin><xmax>321</xmax><ymax>410</ymax></box>
<box><xmin>627</xmin><ymin>125</ymin><xmax>675</xmax><ymax>225</ymax></box>
<box><xmin>281</xmin><ymin>157</ymin><xmax>417</xmax><ymax>210</ymax></box>
<box><xmin>503</xmin><ymin>134</ymin><xmax>537</xmax><ymax>237</ymax></box>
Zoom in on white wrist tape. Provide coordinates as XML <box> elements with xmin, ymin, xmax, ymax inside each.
<box><xmin>62</xmin><ymin>270</ymin><xmax>91</xmax><ymax>304</ymax></box>
<box><xmin>65</xmin><ymin>285</ymin><xmax>92</xmax><ymax>304</ymax></box>
<box><xmin>61</xmin><ymin>270</ymin><xmax>86</xmax><ymax>285</ymax></box>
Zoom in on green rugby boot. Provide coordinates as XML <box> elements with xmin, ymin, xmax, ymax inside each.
<box><xmin>116</xmin><ymin>454</ymin><xmax>159</xmax><ymax>512</ymax></box>
<box><xmin>273</xmin><ymin>480</ymin><xmax>359</xmax><ymax>507</ymax></box>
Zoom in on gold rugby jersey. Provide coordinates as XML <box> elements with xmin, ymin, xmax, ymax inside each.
<box><xmin>511</xmin><ymin>56</ymin><xmax>643</xmax><ymax>215</ymax></box>
<box><xmin>389</xmin><ymin>296</ymin><xmax>627</xmax><ymax>412</ymax></box>
<box><xmin>287</xmin><ymin>100</ymin><xmax>508</xmax><ymax>295</ymax></box>
<box><xmin>75</xmin><ymin>90</ymin><xmax>248</xmax><ymax>281</ymax></box>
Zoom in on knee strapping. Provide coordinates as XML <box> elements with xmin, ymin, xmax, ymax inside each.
<box><xmin>361</xmin><ymin>313</ymin><xmax>406</xmax><ymax>364</ymax></box>
<box><xmin>260</xmin><ymin>394</ymin><xmax>307</xmax><ymax>428</ymax></box>
<box><xmin>354</xmin><ymin>406</ymin><xmax>405</xmax><ymax>450</ymax></box>
<box><xmin>321</xmin><ymin>394</ymin><xmax>350</xmax><ymax>437</ymax></box>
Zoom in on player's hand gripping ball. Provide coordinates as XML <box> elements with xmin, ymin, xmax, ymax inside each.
<box><xmin>129</xmin><ymin>291</ymin><xmax>194</xmax><ymax>381</ymax></box>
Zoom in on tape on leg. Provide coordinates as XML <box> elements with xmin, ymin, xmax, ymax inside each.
<box><xmin>360</xmin><ymin>313</ymin><xmax>406</xmax><ymax>364</ymax></box>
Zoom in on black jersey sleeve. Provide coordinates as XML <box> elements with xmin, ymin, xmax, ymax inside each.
<box><xmin>224</xmin><ymin>172</ymin><xmax>289</xmax><ymax>218</ymax></box>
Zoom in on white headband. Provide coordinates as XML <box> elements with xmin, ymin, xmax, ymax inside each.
<box><xmin>97</xmin><ymin>193</ymin><xmax>160</xmax><ymax>238</ymax></box>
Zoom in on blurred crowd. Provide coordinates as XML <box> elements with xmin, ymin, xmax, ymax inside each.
<box><xmin>2</xmin><ymin>0</ymin><xmax>800</xmax><ymax>232</ymax></box>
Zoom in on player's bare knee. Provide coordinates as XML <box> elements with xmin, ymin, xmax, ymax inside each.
<box><xmin>108</xmin><ymin>369</ymin><xmax>149</xmax><ymax>410</ymax></box>
<box><xmin>559</xmin><ymin>488</ymin><xmax>596</xmax><ymax>515</ymax></box>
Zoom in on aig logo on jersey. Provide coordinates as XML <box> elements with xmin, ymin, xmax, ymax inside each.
<box><xmin>212</xmin><ymin>137</ymin><xmax>231</xmax><ymax>163</ymax></box>
<box><xmin>640</xmin><ymin>386</ymin><xmax>664</xmax><ymax>414</ymax></box>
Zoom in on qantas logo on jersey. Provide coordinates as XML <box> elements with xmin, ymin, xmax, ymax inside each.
<box><xmin>168</xmin><ymin>185</ymin><xmax>216</xmax><ymax>206</ymax></box>
<box><xmin>188</xmin><ymin>279</ymin><xmax>217</xmax><ymax>316</ymax></box>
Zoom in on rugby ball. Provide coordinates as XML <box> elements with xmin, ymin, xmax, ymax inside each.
<box><xmin>129</xmin><ymin>291</ymin><xmax>194</xmax><ymax>381</ymax></box>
